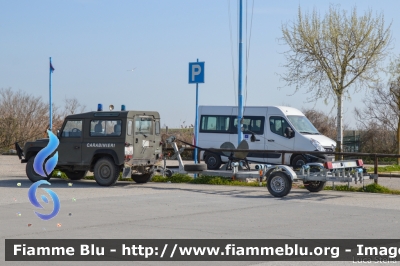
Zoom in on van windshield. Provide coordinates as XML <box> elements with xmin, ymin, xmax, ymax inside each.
<box><xmin>287</xmin><ymin>115</ymin><xmax>319</xmax><ymax>135</ymax></box>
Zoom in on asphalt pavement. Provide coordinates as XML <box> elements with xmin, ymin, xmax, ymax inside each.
<box><xmin>1</xmin><ymin>155</ymin><xmax>400</xmax><ymax>266</ymax></box>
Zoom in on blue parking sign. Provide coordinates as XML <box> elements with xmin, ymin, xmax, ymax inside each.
<box><xmin>188</xmin><ymin>62</ymin><xmax>204</xmax><ymax>84</ymax></box>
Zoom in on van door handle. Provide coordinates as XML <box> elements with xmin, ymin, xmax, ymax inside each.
<box><xmin>268</xmin><ymin>139</ymin><xmax>274</xmax><ymax>142</ymax></box>
<box><xmin>74</xmin><ymin>146</ymin><xmax>80</xmax><ymax>149</ymax></box>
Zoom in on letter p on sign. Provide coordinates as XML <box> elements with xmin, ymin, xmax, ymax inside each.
<box><xmin>188</xmin><ymin>62</ymin><xmax>205</xmax><ymax>84</ymax></box>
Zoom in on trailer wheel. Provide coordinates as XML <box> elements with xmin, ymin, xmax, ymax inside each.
<box><xmin>267</xmin><ymin>171</ymin><xmax>292</xmax><ymax>197</ymax></box>
<box><xmin>184</xmin><ymin>164</ymin><xmax>207</xmax><ymax>172</ymax></box>
<box><xmin>205</xmin><ymin>153</ymin><xmax>222</xmax><ymax>170</ymax></box>
<box><xmin>291</xmin><ymin>155</ymin><xmax>307</xmax><ymax>169</ymax></box>
<box><xmin>94</xmin><ymin>157</ymin><xmax>119</xmax><ymax>186</ymax></box>
<box><xmin>132</xmin><ymin>172</ymin><xmax>154</xmax><ymax>183</ymax></box>
<box><xmin>26</xmin><ymin>156</ymin><xmax>51</xmax><ymax>182</ymax></box>
<box><xmin>303</xmin><ymin>181</ymin><xmax>326</xmax><ymax>192</ymax></box>
<box><xmin>65</xmin><ymin>170</ymin><xmax>88</xmax><ymax>180</ymax></box>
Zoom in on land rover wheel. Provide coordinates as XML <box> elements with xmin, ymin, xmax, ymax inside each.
<box><xmin>205</xmin><ymin>153</ymin><xmax>222</xmax><ymax>170</ymax></box>
<box><xmin>26</xmin><ymin>156</ymin><xmax>51</xmax><ymax>182</ymax></box>
<box><xmin>94</xmin><ymin>157</ymin><xmax>119</xmax><ymax>186</ymax></box>
<box><xmin>65</xmin><ymin>170</ymin><xmax>88</xmax><ymax>180</ymax></box>
<box><xmin>132</xmin><ymin>172</ymin><xmax>154</xmax><ymax>184</ymax></box>
<box><xmin>267</xmin><ymin>171</ymin><xmax>292</xmax><ymax>198</ymax></box>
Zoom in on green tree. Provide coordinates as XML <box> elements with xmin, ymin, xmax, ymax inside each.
<box><xmin>280</xmin><ymin>5</ymin><xmax>392</xmax><ymax>154</ymax></box>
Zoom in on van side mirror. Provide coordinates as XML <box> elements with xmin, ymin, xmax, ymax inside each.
<box><xmin>250</xmin><ymin>133</ymin><xmax>260</xmax><ymax>142</ymax></box>
<box><xmin>284</xmin><ymin>127</ymin><xmax>294</xmax><ymax>139</ymax></box>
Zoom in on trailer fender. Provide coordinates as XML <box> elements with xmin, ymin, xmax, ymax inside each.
<box><xmin>265</xmin><ymin>165</ymin><xmax>297</xmax><ymax>181</ymax></box>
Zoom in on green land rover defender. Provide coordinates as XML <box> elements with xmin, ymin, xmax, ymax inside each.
<box><xmin>16</xmin><ymin>105</ymin><xmax>163</xmax><ymax>186</ymax></box>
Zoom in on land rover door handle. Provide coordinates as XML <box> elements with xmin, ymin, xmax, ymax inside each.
<box><xmin>74</xmin><ymin>146</ymin><xmax>80</xmax><ymax>149</ymax></box>
<box><xmin>268</xmin><ymin>139</ymin><xmax>274</xmax><ymax>142</ymax></box>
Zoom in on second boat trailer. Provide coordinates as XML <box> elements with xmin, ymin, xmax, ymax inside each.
<box><xmin>157</xmin><ymin>136</ymin><xmax>378</xmax><ymax>198</ymax></box>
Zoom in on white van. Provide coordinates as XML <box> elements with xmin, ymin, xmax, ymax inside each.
<box><xmin>197</xmin><ymin>105</ymin><xmax>336</xmax><ymax>169</ymax></box>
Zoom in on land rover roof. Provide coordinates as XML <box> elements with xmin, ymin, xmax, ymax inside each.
<box><xmin>64</xmin><ymin>110</ymin><xmax>161</xmax><ymax>120</ymax></box>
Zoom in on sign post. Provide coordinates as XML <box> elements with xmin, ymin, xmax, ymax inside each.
<box><xmin>49</xmin><ymin>57</ymin><xmax>55</xmax><ymax>132</ymax></box>
<box><xmin>188</xmin><ymin>60</ymin><xmax>204</xmax><ymax>176</ymax></box>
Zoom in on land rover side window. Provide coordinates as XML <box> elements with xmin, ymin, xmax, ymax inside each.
<box><xmin>135</xmin><ymin>117</ymin><xmax>153</xmax><ymax>135</ymax></box>
<box><xmin>90</xmin><ymin>120</ymin><xmax>122</xmax><ymax>136</ymax></box>
<box><xmin>232</xmin><ymin>116</ymin><xmax>264</xmax><ymax>134</ymax></box>
<box><xmin>62</xmin><ymin>120</ymin><xmax>82</xmax><ymax>137</ymax></box>
<box><xmin>127</xmin><ymin>120</ymin><xmax>132</xmax><ymax>136</ymax></box>
<box><xmin>155</xmin><ymin>121</ymin><xmax>160</xmax><ymax>135</ymax></box>
<box><xmin>269</xmin><ymin>117</ymin><xmax>290</xmax><ymax>137</ymax></box>
<box><xmin>200</xmin><ymin>115</ymin><xmax>230</xmax><ymax>132</ymax></box>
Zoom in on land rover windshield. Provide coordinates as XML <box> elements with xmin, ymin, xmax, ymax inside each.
<box><xmin>287</xmin><ymin>115</ymin><xmax>319</xmax><ymax>135</ymax></box>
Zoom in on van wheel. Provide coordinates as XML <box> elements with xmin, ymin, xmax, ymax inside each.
<box><xmin>205</xmin><ymin>153</ymin><xmax>222</xmax><ymax>170</ymax></box>
<box><xmin>291</xmin><ymin>155</ymin><xmax>307</xmax><ymax>169</ymax></box>
<box><xmin>303</xmin><ymin>181</ymin><xmax>326</xmax><ymax>192</ymax></box>
<box><xmin>267</xmin><ymin>171</ymin><xmax>292</xmax><ymax>197</ymax></box>
<box><xmin>94</xmin><ymin>157</ymin><xmax>119</xmax><ymax>186</ymax></box>
<box><xmin>132</xmin><ymin>172</ymin><xmax>154</xmax><ymax>183</ymax></box>
<box><xmin>65</xmin><ymin>170</ymin><xmax>88</xmax><ymax>180</ymax></box>
<box><xmin>26</xmin><ymin>156</ymin><xmax>51</xmax><ymax>182</ymax></box>
<box><xmin>165</xmin><ymin>169</ymin><xmax>173</xmax><ymax>177</ymax></box>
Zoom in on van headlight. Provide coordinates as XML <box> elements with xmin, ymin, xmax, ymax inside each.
<box><xmin>310</xmin><ymin>138</ymin><xmax>325</xmax><ymax>151</ymax></box>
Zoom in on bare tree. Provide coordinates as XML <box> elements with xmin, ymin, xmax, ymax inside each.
<box><xmin>0</xmin><ymin>89</ymin><xmax>87</xmax><ymax>152</ymax></box>
<box><xmin>0</xmin><ymin>88</ymin><xmax>49</xmax><ymax>151</ymax></box>
<box><xmin>355</xmin><ymin>55</ymin><xmax>400</xmax><ymax>162</ymax></box>
<box><xmin>359</xmin><ymin>123</ymin><xmax>396</xmax><ymax>155</ymax></box>
<box><xmin>53</xmin><ymin>97</ymin><xmax>86</xmax><ymax>130</ymax></box>
<box><xmin>280</xmin><ymin>5</ymin><xmax>392</xmax><ymax>153</ymax></box>
<box><xmin>302</xmin><ymin>109</ymin><xmax>337</xmax><ymax>140</ymax></box>
<box><xmin>62</xmin><ymin>97</ymin><xmax>86</xmax><ymax>116</ymax></box>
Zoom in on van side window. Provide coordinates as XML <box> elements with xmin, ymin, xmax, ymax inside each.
<box><xmin>269</xmin><ymin>117</ymin><xmax>289</xmax><ymax>137</ymax></box>
<box><xmin>232</xmin><ymin>116</ymin><xmax>264</xmax><ymax>135</ymax></box>
<box><xmin>200</xmin><ymin>115</ymin><xmax>230</xmax><ymax>132</ymax></box>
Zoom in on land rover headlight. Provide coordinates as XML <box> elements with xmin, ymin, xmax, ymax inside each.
<box><xmin>310</xmin><ymin>138</ymin><xmax>325</xmax><ymax>151</ymax></box>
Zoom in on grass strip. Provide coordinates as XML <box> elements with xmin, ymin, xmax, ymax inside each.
<box><xmin>323</xmin><ymin>183</ymin><xmax>400</xmax><ymax>195</ymax></box>
<box><xmin>53</xmin><ymin>170</ymin><xmax>400</xmax><ymax>195</ymax></box>
<box><xmin>366</xmin><ymin>164</ymin><xmax>400</xmax><ymax>173</ymax></box>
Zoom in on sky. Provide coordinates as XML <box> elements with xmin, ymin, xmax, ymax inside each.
<box><xmin>1</xmin><ymin>0</ymin><xmax>400</xmax><ymax>129</ymax></box>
